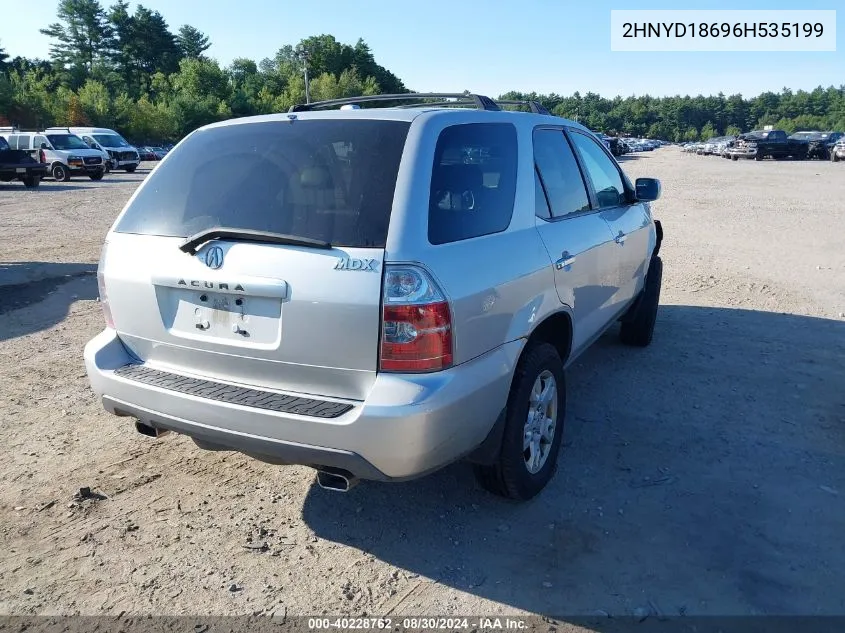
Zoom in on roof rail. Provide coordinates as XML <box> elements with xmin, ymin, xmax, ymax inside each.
<box><xmin>495</xmin><ymin>100</ymin><xmax>552</xmax><ymax>115</ymax></box>
<box><xmin>288</xmin><ymin>92</ymin><xmax>502</xmax><ymax>113</ymax></box>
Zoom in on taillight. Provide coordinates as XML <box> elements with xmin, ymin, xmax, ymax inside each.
<box><xmin>380</xmin><ymin>265</ymin><xmax>453</xmax><ymax>373</ymax></box>
<box><xmin>97</xmin><ymin>241</ymin><xmax>114</xmax><ymax>328</ymax></box>
<box><xmin>38</xmin><ymin>149</ymin><xmax>45</xmax><ymax>163</ymax></box>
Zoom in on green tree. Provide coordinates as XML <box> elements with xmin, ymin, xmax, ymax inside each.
<box><xmin>176</xmin><ymin>25</ymin><xmax>210</xmax><ymax>59</ymax></box>
<box><xmin>0</xmin><ymin>40</ymin><xmax>8</xmax><ymax>73</ymax></box>
<box><xmin>77</xmin><ymin>78</ymin><xmax>112</xmax><ymax>123</ymax></box>
<box><xmin>700</xmin><ymin>121</ymin><xmax>717</xmax><ymax>140</ymax></box>
<box><xmin>40</xmin><ymin>0</ymin><xmax>113</xmax><ymax>87</ymax></box>
<box><xmin>725</xmin><ymin>125</ymin><xmax>742</xmax><ymax>136</ymax></box>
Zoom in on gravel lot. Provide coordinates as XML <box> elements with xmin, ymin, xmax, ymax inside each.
<box><xmin>1</xmin><ymin>152</ymin><xmax>843</xmax><ymax>620</ymax></box>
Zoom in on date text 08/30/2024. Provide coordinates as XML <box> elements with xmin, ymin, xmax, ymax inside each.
<box><xmin>308</xmin><ymin>617</ymin><xmax>530</xmax><ymax>630</ymax></box>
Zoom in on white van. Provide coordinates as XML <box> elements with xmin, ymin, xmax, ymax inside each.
<box><xmin>48</xmin><ymin>127</ymin><xmax>140</xmax><ymax>173</ymax></box>
<box><xmin>0</xmin><ymin>130</ymin><xmax>106</xmax><ymax>181</ymax></box>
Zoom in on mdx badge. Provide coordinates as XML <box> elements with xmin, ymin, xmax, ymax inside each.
<box><xmin>334</xmin><ymin>257</ymin><xmax>379</xmax><ymax>271</ymax></box>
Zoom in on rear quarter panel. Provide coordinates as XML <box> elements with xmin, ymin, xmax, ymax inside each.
<box><xmin>386</xmin><ymin>112</ymin><xmax>563</xmax><ymax>367</ymax></box>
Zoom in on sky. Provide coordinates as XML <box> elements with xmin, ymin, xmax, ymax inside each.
<box><xmin>0</xmin><ymin>0</ymin><xmax>841</xmax><ymax>99</ymax></box>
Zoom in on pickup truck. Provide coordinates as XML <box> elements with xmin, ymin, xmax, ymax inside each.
<box><xmin>729</xmin><ymin>130</ymin><xmax>809</xmax><ymax>161</ymax></box>
<box><xmin>0</xmin><ymin>136</ymin><xmax>48</xmax><ymax>187</ymax></box>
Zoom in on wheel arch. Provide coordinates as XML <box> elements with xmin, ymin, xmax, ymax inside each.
<box><xmin>466</xmin><ymin>307</ymin><xmax>573</xmax><ymax>466</ymax></box>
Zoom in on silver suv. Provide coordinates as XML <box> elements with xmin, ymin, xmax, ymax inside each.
<box><xmin>84</xmin><ymin>93</ymin><xmax>664</xmax><ymax>500</ymax></box>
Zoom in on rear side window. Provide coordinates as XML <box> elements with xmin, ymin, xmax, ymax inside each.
<box><xmin>0</xmin><ymin>137</ymin><xmax>9</xmax><ymax>151</ymax></box>
<box><xmin>428</xmin><ymin>123</ymin><xmax>517</xmax><ymax>245</ymax></box>
<box><xmin>16</xmin><ymin>136</ymin><xmax>31</xmax><ymax>150</ymax></box>
<box><xmin>115</xmin><ymin>120</ymin><xmax>410</xmax><ymax>248</ymax></box>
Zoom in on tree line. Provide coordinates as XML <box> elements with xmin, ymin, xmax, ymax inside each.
<box><xmin>1</xmin><ymin>0</ymin><xmax>843</xmax><ymax>143</ymax></box>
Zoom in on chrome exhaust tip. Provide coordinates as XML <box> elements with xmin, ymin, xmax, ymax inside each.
<box><xmin>316</xmin><ymin>468</ymin><xmax>359</xmax><ymax>492</ymax></box>
<box><xmin>134</xmin><ymin>420</ymin><xmax>169</xmax><ymax>438</ymax></box>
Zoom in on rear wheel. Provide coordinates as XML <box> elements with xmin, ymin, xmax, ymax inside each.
<box><xmin>52</xmin><ymin>164</ymin><xmax>70</xmax><ymax>182</ymax></box>
<box><xmin>474</xmin><ymin>343</ymin><xmax>566</xmax><ymax>501</ymax></box>
<box><xmin>620</xmin><ymin>256</ymin><xmax>663</xmax><ymax>347</ymax></box>
<box><xmin>833</xmin><ymin>152</ymin><xmax>840</xmax><ymax>163</ymax></box>
<box><xmin>22</xmin><ymin>175</ymin><xmax>41</xmax><ymax>188</ymax></box>
<box><xmin>124</xmin><ymin>165</ymin><xmax>136</xmax><ymax>173</ymax></box>
<box><xmin>89</xmin><ymin>170</ymin><xmax>104</xmax><ymax>181</ymax></box>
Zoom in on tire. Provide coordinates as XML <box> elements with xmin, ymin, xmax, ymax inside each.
<box><xmin>832</xmin><ymin>153</ymin><xmax>840</xmax><ymax>163</ymax></box>
<box><xmin>731</xmin><ymin>156</ymin><xmax>738</xmax><ymax>161</ymax></box>
<box><xmin>52</xmin><ymin>164</ymin><xmax>70</xmax><ymax>182</ymax></box>
<box><xmin>22</xmin><ymin>175</ymin><xmax>41</xmax><ymax>189</ymax></box>
<box><xmin>620</xmin><ymin>256</ymin><xmax>663</xmax><ymax>347</ymax></box>
<box><xmin>89</xmin><ymin>171</ymin><xmax>104</xmax><ymax>181</ymax></box>
<box><xmin>124</xmin><ymin>165</ymin><xmax>136</xmax><ymax>173</ymax></box>
<box><xmin>473</xmin><ymin>342</ymin><xmax>566</xmax><ymax>501</ymax></box>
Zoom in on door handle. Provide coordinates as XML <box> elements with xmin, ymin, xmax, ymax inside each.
<box><xmin>555</xmin><ymin>251</ymin><xmax>576</xmax><ymax>270</ymax></box>
<box><xmin>615</xmin><ymin>231</ymin><xmax>627</xmax><ymax>245</ymax></box>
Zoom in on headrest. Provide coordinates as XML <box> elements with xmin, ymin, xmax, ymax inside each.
<box><xmin>299</xmin><ymin>166</ymin><xmax>332</xmax><ymax>188</ymax></box>
<box><xmin>431</xmin><ymin>163</ymin><xmax>483</xmax><ymax>191</ymax></box>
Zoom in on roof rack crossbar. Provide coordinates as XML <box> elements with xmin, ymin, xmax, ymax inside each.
<box><xmin>495</xmin><ymin>100</ymin><xmax>551</xmax><ymax>115</ymax></box>
<box><xmin>393</xmin><ymin>100</ymin><xmax>481</xmax><ymax>109</ymax></box>
<box><xmin>288</xmin><ymin>92</ymin><xmax>501</xmax><ymax>113</ymax></box>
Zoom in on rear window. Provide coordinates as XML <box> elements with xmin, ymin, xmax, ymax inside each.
<box><xmin>0</xmin><ymin>137</ymin><xmax>9</xmax><ymax>150</ymax></box>
<box><xmin>428</xmin><ymin>123</ymin><xmax>518</xmax><ymax>245</ymax></box>
<box><xmin>115</xmin><ymin>119</ymin><xmax>411</xmax><ymax>248</ymax></box>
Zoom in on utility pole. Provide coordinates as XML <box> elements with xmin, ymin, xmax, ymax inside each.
<box><xmin>297</xmin><ymin>47</ymin><xmax>311</xmax><ymax>104</ymax></box>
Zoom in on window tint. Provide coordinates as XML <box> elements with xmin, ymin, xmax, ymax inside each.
<box><xmin>534</xmin><ymin>168</ymin><xmax>551</xmax><ymax>219</ymax></box>
<box><xmin>15</xmin><ymin>136</ymin><xmax>31</xmax><ymax>150</ymax></box>
<box><xmin>46</xmin><ymin>134</ymin><xmax>89</xmax><ymax>150</ymax></box>
<box><xmin>115</xmin><ymin>120</ymin><xmax>410</xmax><ymax>248</ymax></box>
<box><xmin>428</xmin><ymin>123</ymin><xmax>517</xmax><ymax>245</ymax></box>
<box><xmin>93</xmin><ymin>134</ymin><xmax>130</xmax><ymax>148</ymax></box>
<box><xmin>532</xmin><ymin>128</ymin><xmax>590</xmax><ymax>219</ymax></box>
<box><xmin>568</xmin><ymin>131</ymin><xmax>626</xmax><ymax>209</ymax></box>
<box><xmin>0</xmin><ymin>136</ymin><xmax>9</xmax><ymax>151</ymax></box>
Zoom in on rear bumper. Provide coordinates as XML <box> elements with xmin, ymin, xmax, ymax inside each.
<box><xmin>84</xmin><ymin>329</ymin><xmax>522</xmax><ymax>481</ymax></box>
<box><xmin>0</xmin><ymin>165</ymin><xmax>47</xmax><ymax>179</ymax></box>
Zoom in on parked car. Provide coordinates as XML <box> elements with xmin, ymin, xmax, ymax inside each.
<box><xmin>0</xmin><ymin>130</ymin><xmax>106</xmax><ymax>181</ymax></box>
<box><xmin>52</xmin><ymin>127</ymin><xmax>141</xmax><ymax>173</ymax></box>
<box><xmin>803</xmin><ymin>131</ymin><xmax>845</xmax><ymax>160</ymax></box>
<box><xmin>606</xmin><ymin>137</ymin><xmax>627</xmax><ymax>157</ymax></box>
<box><xmin>84</xmin><ymin>92</ymin><xmax>665</xmax><ymax>501</ymax></box>
<box><xmin>137</xmin><ymin>146</ymin><xmax>158</xmax><ymax>162</ymax></box>
<box><xmin>729</xmin><ymin>130</ymin><xmax>808</xmax><ymax>161</ymax></box>
<box><xmin>0</xmin><ymin>134</ymin><xmax>49</xmax><ymax>188</ymax></box>
<box><xmin>831</xmin><ymin>138</ymin><xmax>845</xmax><ymax>162</ymax></box>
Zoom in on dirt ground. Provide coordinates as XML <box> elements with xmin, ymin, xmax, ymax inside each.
<box><xmin>0</xmin><ymin>151</ymin><xmax>843</xmax><ymax>621</ymax></box>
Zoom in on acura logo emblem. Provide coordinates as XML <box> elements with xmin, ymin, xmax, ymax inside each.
<box><xmin>204</xmin><ymin>246</ymin><xmax>224</xmax><ymax>269</ymax></box>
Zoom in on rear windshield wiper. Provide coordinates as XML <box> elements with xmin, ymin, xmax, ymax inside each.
<box><xmin>179</xmin><ymin>228</ymin><xmax>332</xmax><ymax>255</ymax></box>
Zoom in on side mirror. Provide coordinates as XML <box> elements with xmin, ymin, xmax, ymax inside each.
<box><xmin>40</xmin><ymin>143</ymin><xmax>48</xmax><ymax>149</ymax></box>
<box><xmin>635</xmin><ymin>177</ymin><xmax>661</xmax><ymax>202</ymax></box>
